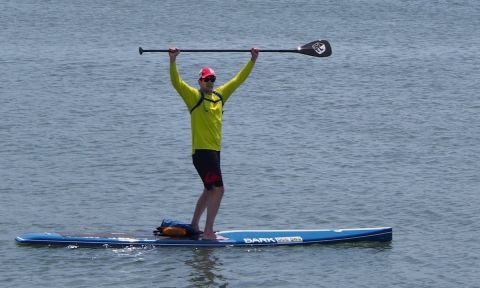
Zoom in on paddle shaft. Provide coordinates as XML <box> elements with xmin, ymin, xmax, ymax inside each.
<box><xmin>139</xmin><ymin>48</ymin><xmax>297</xmax><ymax>54</ymax></box>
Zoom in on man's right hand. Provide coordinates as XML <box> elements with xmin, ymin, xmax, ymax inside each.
<box><xmin>169</xmin><ymin>47</ymin><xmax>180</xmax><ymax>62</ymax></box>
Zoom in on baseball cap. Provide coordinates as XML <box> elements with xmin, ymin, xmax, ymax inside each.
<box><xmin>199</xmin><ymin>67</ymin><xmax>215</xmax><ymax>79</ymax></box>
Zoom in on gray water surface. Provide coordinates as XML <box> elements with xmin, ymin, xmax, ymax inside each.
<box><xmin>1</xmin><ymin>0</ymin><xmax>479</xmax><ymax>287</ymax></box>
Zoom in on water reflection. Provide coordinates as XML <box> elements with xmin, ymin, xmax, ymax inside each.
<box><xmin>331</xmin><ymin>241</ymin><xmax>393</xmax><ymax>251</ymax></box>
<box><xmin>185</xmin><ymin>248</ymin><xmax>227</xmax><ymax>288</ymax></box>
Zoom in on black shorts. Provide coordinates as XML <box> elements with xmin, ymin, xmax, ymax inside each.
<box><xmin>192</xmin><ymin>149</ymin><xmax>223</xmax><ymax>190</ymax></box>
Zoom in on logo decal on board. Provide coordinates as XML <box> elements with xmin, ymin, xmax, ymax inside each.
<box><xmin>275</xmin><ymin>236</ymin><xmax>303</xmax><ymax>243</ymax></box>
<box><xmin>243</xmin><ymin>236</ymin><xmax>303</xmax><ymax>244</ymax></box>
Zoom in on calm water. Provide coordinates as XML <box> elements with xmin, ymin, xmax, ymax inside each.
<box><xmin>1</xmin><ymin>0</ymin><xmax>479</xmax><ymax>287</ymax></box>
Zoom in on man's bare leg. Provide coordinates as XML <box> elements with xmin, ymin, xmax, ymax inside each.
<box><xmin>202</xmin><ymin>186</ymin><xmax>226</xmax><ymax>240</ymax></box>
<box><xmin>191</xmin><ymin>188</ymin><xmax>208</xmax><ymax>233</ymax></box>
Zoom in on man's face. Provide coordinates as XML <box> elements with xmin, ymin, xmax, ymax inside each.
<box><xmin>199</xmin><ymin>76</ymin><xmax>216</xmax><ymax>93</ymax></box>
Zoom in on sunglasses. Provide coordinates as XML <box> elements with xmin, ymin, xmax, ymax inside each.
<box><xmin>202</xmin><ymin>76</ymin><xmax>216</xmax><ymax>83</ymax></box>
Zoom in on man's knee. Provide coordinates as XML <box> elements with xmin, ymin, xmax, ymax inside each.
<box><xmin>209</xmin><ymin>186</ymin><xmax>224</xmax><ymax>195</ymax></box>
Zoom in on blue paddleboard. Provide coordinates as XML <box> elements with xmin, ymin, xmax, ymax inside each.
<box><xmin>16</xmin><ymin>227</ymin><xmax>392</xmax><ymax>247</ymax></box>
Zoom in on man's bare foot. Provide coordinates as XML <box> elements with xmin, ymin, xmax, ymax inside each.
<box><xmin>191</xmin><ymin>224</ymin><xmax>203</xmax><ymax>234</ymax></box>
<box><xmin>202</xmin><ymin>232</ymin><xmax>228</xmax><ymax>240</ymax></box>
<box><xmin>215</xmin><ymin>234</ymin><xmax>228</xmax><ymax>240</ymax></box>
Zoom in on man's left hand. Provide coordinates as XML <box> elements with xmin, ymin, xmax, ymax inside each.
<box><xmin>250</xmin><ymin>48</ymin><xmax>259</xmax><ymax>63</ymax></box>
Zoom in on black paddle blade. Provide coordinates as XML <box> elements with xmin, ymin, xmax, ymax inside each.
<box><xmin>298</xmin><ymin>40</ymin><xmax>332</xmax><ymax>57</ymax></box>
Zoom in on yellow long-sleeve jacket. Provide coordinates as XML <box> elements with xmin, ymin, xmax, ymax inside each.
<box><xmin>170</xmin><ymin>60</ymin><xmax>254</xmax><ymax>153</ymax></box>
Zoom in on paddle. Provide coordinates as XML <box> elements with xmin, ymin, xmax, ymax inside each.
<box><xmin>138</xmin><ymin>40</ymin><xmax>332</xmax><ymax>58</ymax></box>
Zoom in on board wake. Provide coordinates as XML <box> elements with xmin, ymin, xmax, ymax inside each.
<box><xmin>16</xmin><ymin>227</ymin><xmax>392</xmax><ymax>248</ymax></box>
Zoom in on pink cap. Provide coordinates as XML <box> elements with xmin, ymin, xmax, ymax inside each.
<box><xmin>199</xmin><ymin>67</ymin><xmax>215</xmax><ymax>79</ymax></box>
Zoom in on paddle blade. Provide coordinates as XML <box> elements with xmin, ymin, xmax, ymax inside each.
<box><xmin>298</xmin><ymin>40</ymin><xmax>332</xmax><ymax>57</ymax></box>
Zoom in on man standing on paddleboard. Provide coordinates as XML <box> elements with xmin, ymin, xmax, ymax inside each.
<box><xmin>169</xmin><ymin>47</ymin><xmax>259</xmax><ymax>240</ymax></box>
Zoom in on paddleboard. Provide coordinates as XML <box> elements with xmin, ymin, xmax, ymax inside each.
<box><xmin>16</xmin><ymin>227</ymin><xmax>392</xmax><ymax>247</ymax></box>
